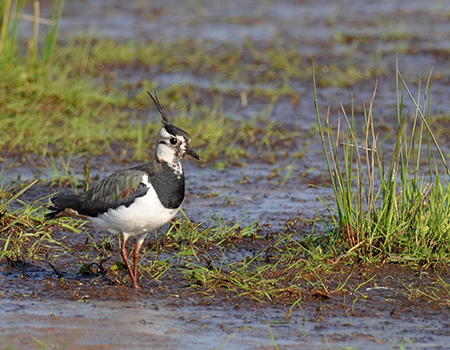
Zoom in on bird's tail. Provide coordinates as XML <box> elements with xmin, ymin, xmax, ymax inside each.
<box><xmin>45</xmin><ymin>194</ymin><xmax>82</xmax><ymax>219</ymax></box>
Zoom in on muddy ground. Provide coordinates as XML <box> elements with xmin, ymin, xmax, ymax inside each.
<box><xmin>2</xmin><ymin>0</ymin><xmax>450</xmax><ymax>349</ymax></box>
<box><xmin>3</xmin><ymin>218</ymin><xmax>450</xmax><ymax>350</ymax></box>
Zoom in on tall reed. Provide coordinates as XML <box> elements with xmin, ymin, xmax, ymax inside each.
<box><xmin>313</xmin><ymin>58</ymin><xmax>450</xmax><ymax>265</ymax></box>
<box><xmin>0</xmin><ymin>0</ymin><xmax>65</xmax><ymax>65</ymax></box>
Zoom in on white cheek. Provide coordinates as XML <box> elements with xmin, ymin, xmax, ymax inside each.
<box><xmin>157</xmin><ymin>143</ymin><xmax>175</xmax><ymax>162</ymax></box>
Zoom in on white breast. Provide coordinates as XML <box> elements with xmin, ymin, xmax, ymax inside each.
<box><xmin>88</xmin><ymin>182</ymin><xmax>181</xmax><ymax>236</ymax></box>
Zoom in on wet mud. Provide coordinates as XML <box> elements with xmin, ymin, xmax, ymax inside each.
<box><xmin>2</xmin><ymin>251</ymin><xmax>450</xmax><ymax>349</ymax></box>
<box><xmin>3</xmin><ymin>0</ymin><xmax>450</xmax><ymax>349</ymax></box>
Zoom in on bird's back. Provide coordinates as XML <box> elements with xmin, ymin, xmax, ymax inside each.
<box><xmin>46</xmin><ymin>160</ymin><xmax>185</xmax><ymax>218</ymax></box>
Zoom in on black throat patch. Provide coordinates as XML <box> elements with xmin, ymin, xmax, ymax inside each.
<box><xmin>148</xmin><ymin>162</ymin><xmax>185</xmax><ymax>209</ymax></box>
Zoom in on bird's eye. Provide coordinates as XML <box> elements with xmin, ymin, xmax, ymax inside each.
<box><xmin>170</xmin><ymin>138</ymin><xmax>177</xmax><ymax>145</ymax></box>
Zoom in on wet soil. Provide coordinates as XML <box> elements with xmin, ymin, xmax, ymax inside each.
<box><xmin>2</xmin><ymin>251</ymin><xmax>450</xmax><ymax>349</ymax></box>
<box><xmin>3</xmin><ymin>0</ymin><xmax>450</xmax><ymax>349</ymax></box>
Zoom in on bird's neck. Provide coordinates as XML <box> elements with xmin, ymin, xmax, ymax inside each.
<box><xmin>155</xmin><ymin>151</ymin><xmax>183</xmax><ymax>177</ymax></box>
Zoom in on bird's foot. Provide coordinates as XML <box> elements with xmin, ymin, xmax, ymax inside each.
<box><xmin>133</xmin><ymin>283</ymin><xmax>142</xmax><ymax>290</ymax></box>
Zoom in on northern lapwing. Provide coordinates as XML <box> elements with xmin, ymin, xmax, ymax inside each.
<box><xmin>46</xmin><ymin>91</ymin><xmax>201</xmax><ymax>289</ymax></box>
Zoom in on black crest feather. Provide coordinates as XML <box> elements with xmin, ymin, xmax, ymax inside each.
<box><xmin>147</xmin><ymin>90</ymin><xmax>171</xmax><ymax>126</ymax></box>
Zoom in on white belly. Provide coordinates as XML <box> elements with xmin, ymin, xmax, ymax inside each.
<box><xmin>88</xmin><ymin>186</ymin><xmax>181</xmax><ymax>236</ymax></box>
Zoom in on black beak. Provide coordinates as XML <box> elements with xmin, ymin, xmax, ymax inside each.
<box><xmin>187</xmin><ymin>145</ymin><xmax>201</xmax><ymax>160</ymax></box>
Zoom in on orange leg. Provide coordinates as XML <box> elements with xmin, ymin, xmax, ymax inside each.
<box><xmin>121</xmin><ymin>234</ymin><xmax>141</xmax><ymax>289</ymax></box>
<box><xmin>133</xmin><ymin>240</ymin><xmax>143</xmax><ymax>287</ymax></box>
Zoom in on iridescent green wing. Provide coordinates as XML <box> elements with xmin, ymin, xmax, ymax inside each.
<box><xmin>76</xmin><ymin>168</ymin><xmax>150</xmax><ymax>217</ymax></box>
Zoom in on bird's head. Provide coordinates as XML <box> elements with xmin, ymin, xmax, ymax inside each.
<box><xmin>147</xmin><ymin>91</ymin><xmax>201</xmax><ymax>164</ymax></box>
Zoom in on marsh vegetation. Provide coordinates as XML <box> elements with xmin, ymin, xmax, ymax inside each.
<box><xmin>2</xmin><ymin>0</ymin><xmax>450</xmax><ymax>349</ymax></box>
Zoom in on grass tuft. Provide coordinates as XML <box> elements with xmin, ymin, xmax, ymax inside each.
<box><xmin>1</xmin><ymin>0</ymin><xmax>65</xmax><ymax>66</ymax></box>
<box><xmin>313</xmin><ymin>56</ymin><xmax>450</xmax><ymax>265</ymax></box>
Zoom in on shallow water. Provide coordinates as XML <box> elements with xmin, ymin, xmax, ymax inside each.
<box><xmin>4</xmin><ymin>0</ymin><xmax>450</xmax><ymax>349</ymax></box>
<box><xmin>2</xmin><ymin>296</ymin><xmax>450</xmax><ymax>350</ymax></box>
